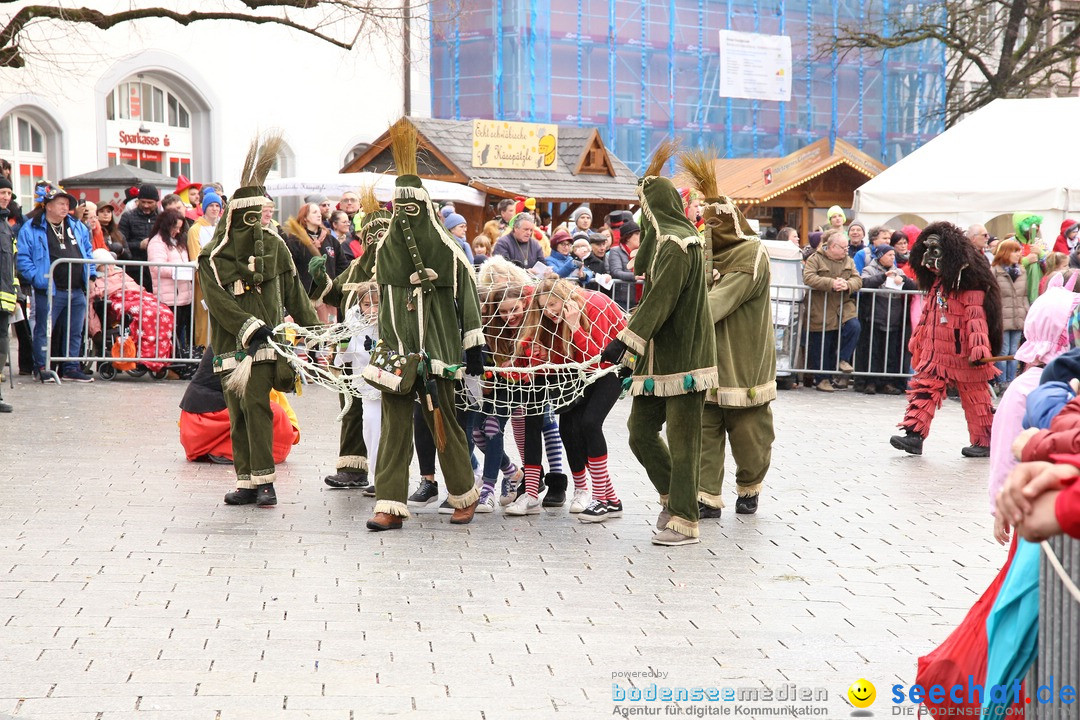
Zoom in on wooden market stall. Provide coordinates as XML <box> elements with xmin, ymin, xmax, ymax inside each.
<box><xmin>340</xmin><ymin>117</ymin><xmax>639</xmax><ymax>235</ymax></box>
<box><xmin>712</xmin><ymin>138</ymin><xmax>886</xmax><ymax>238</ymax></box>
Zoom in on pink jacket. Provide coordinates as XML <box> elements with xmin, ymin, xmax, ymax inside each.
<box><xmin>147</xmin><ymin>235</ymin><xmax>193</xmax><ymax>307</ymax></box>
<box><xmin>988</xmin><ymin>367</ymin><xmax>1041</xmax><ymax>514</ymax></box>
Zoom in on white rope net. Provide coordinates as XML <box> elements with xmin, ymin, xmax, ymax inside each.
<box><xmin>267</xmin><ymin>258</ymin><xmax>630</xmax><ymax>419</ymax></box>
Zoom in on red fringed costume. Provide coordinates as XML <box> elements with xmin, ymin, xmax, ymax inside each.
<box><xmin>896</xmin><ymin>222</ymin><xmax>1003</xmax><ymax>451</ymax></box>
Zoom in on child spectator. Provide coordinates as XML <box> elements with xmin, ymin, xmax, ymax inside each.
<box><xmin>1038</xmin><ymin>252</ymin><xmax>1070</xmax><ymax>295</ymax></box>
<box><xmin>335</xmin><ymin>282</ymin><xmax>383</xmax><ymax>479</ymax></box>
<box><xmin>471</xmin><ymin>235</ymin><xmax>492</xmax><ymax>268</ymax></box>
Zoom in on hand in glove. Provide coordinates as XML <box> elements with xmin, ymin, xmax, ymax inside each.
<box><xmin>600</xmin><ymin>339</ymin><xmax>627</xmax><ymax>365</ymax></box>
<box><xmin>308</xmin><ymin>255</ymin><xmax>328</xmax><ymax>285</ymax></box>
<box><xmin>247</xmin><ymin>325</ymin><xmax>274</xmax><ymax>356</ymax></box>
<box><xmin>465</xmin><ymin>345</ymin><xmax>485</xmax><ymax>376</ymax></box>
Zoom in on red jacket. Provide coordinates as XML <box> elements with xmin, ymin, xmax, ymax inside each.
<box><xmin>571</xmin><ymin>290</ymin><xmax>627</xmax><ymax>365</ymax></box>
<box><xmin>1022</xmin><ymin>396</ymin><xmax>1080</xmax><ymax>462</ymax></box>
<box><xmin>1053</xmin><ymin>219</ymin><xmax>1078</xmax><ymax>254</ymax></box>
<box><xmin>1038</xmin><ymin>456</ymin><xmax>1080</xmax><ymax>539</ymax></box>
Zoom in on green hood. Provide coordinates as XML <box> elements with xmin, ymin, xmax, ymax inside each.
<box><xmin>376</xmin><ymin>175</ymin><xmax>471</xmax><ymax>292</ymax></box>
<box><xmin>1013</xmin><ymin>212</ymin><xmax>1043</xmax><ymax>242</ymax></box>
<box><xmin>201</xmin><ymin>185</ymin><xmax>292</xmax><ymax>290</ymax></box>
<box><xmin>636</xmin><ymin>175</ymin><xmax>703</xmax><ymax>275</ymax></box>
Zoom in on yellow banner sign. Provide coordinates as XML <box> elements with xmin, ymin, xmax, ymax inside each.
<box><xmin>471</xmin><ymin>119</ymin><xmax>558</xmax><ymax>171</ymax></box>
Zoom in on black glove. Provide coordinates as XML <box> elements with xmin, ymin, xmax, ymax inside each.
<box><xmin>600</xmin><ymin>339</ymin><xmax>628</xmax><ymax>365</ymax></box>
<box><xmin>247</xmin><ymin>325</ymin><xmax>274</xmax><ymax>356</ymax></box>
<box><xmin>465</xmin><ymin>345</ymin><xmax>485</xmax><ymax>376</ymax></box>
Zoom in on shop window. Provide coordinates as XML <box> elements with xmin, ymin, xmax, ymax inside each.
<box><xmin>0</xmin><ymin>111</ymin><xmax>49</xmax><ymax>198</ymax></box>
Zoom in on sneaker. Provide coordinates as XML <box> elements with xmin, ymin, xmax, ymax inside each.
<box><xmin>815</xmin><ymin>380</ymin><xmax>834</xmax><ymax>393</ymax></box>
<box><xmin>651</xmin><ymin>528</ymin><xmax>700</xmax><ymax>546</ymax></box>
<box><xmin>578</xmin><ymin>499</ymin><xmax>609</xmax><ymax>523</ymax></box>
<box><xmin>500</xmin><ymin>469</ymin><xmax>523</xmax><ymax>506</ymax></box>
<box><xmin>63</xmin><ymin>368</ymin><xmax>94</xmax><ymax>383</ymax></box>
<box><xmin>604</xmin><ymin>498</ymin><xmax>623</xmax><ymax>517</ymax></box>
<box><xmin>407</xmin><ymin>479</ymin><xmax>439</xmax><ymax>507</ymax></box>
<box><xmin>961</xmin><ymin>444</ymin><xmax>990</xmax><ymax>458</ymax></box>
<box><xmin>476</xmin><ymin>490</ymin><xmax>497</xmax><ymax>513</ymax></box>
<box><xmin>735</xmin><ymin>495</ymin><xmax>759</xmax><ymax>514</ymax></box>
<box><xmin>437</xmin><ymin>498</ymin><xmax>454</xmax><ymax>515</ymax></box>
<box><xmin>838</xmin><ymin>360</ymin><xmax>854</xmax><ymax>373</ymax></box>
<box><xmin>568</xmin><ymin>488</ymin><xmax>591</xmax><ymax>513</ymax></box>
<box><xmin>504</xmin><ymin>493</ymin><xmax>541</xmax><ymax>516</ymax></box>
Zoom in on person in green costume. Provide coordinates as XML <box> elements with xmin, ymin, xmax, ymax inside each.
<box><xmin>680</xmin><ymin>149</ymin><xmax>776</xmax><ymax>519</ymax></box>
<box><xmin>308</xmin><ymin>186</ymin><xmax>391</xmax><ymax>491</ymax></box>
<box><xmin>365</xmin><ymin>120</ymin><xmax>485</xmax><ymax>532</ymax></box>
<box><xmin>600</xmin><ymin>141</ymin><xmax>719</xmax><ymax>547</ymax></box>
<box><xmin>1014</xmin><ymin>212</ymin><xmax>1047</xmax><ymax>304</ymax></box>
<box><xmin>198</xmin><ymin>133</ymin><xmax>321</xmax><ymax>508</ymax></box>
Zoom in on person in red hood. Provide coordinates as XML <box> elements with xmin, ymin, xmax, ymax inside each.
<box><xmin>1053</xmin><ymin>218</ymin><xmax>1079</xmax><ymax>254</ymax></box>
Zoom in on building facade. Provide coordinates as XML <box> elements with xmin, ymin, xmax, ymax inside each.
<box><xmin>430</xmin><ymin>0</ymin><xmax>947</xmax><ymax>172</ymax></box>
<box><xmin>0</xmin><ymin>7</ymin><xmax>427</xmax><ymax>202</ymax></box>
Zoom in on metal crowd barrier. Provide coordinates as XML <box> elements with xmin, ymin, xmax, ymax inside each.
<box><xmin>1027</xmin><ymin>536</ymin><xmax>1080</xmax><ymax>719</ymax></box>
<box><xmin>44</xmin><ymin>257</ymin><xmax>209</xmax><ymax>378</ymax></box>
<box><xmin>772</xmin><ymin>282</ymin><xmax>923</xmax><ymax>382</ymax></box>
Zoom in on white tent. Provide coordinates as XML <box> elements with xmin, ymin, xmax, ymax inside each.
<box><xmin>265</xmin><ymin>172</ymin><xmax>487</xmax><ymax>207</ymax></box>
<box><xmin>853</xmin><ymin>97</ymin><xmax>1080</xmax><ymax>240</ymax></box>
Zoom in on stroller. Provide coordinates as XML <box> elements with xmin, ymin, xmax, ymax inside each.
<box><xmin>88</xmin><ymin>263</ymin><xmax>183</xmax><ymax>380</ymax></box>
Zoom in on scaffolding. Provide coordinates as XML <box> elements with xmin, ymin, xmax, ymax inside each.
<box><xmin>430</xmin><ymin>0</ymin><xmax>946</xmax><ymax>173</ymax></box>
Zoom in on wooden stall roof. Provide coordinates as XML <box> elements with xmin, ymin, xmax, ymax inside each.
<box><xmin>341</xmin><ymin>117</ymin><xmax>640</xmax><ymax>203</ymax></box>
<box><xmin>715</xmin><ymin>138</ymin><xmax>886</xmax><ymax>205</ymax></box>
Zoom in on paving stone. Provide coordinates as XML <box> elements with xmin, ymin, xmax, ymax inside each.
<box><xmin>1</xmin><ymin>377</ymin><xmax>1003</xmax><ymax>716</ymax></box>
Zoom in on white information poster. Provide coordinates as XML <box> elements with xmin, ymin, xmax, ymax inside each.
<box><xmin>718</xmin><ymin>30</ymin><xmax>792</xmax><ymax>102</ymax></box>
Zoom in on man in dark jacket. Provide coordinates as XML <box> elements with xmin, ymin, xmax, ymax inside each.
<box><xmin>582</xmin><ymin>232</ymin><xmax>610</xmax><ymax>295</ymax></box>
<box><xmin>606</xmin><ymin>221</ymin><xmax>639</xmax><ymax>308</ymax></box>
<box><xmin>118</xmin><ymin>184</ymin><xmax>160</xmax><ymax>291</ymax></box>
<box><xmin>492</xmin><ymin>213</ymin><xmax>544</xmax><ymax>269</ymax></box>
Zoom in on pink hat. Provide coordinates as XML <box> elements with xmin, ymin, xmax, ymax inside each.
<box><xmin>1015</xmin><ymin>273</ymin><xmax>1080</xmax><ymax>364</ymax></box>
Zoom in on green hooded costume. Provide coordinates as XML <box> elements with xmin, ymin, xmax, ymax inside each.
<box><xmin>309</xmin><ymin>208</ymin><xmax>391</xmax><ymax>476</ymax></box>
<box><xmin>619</xmin><ymin>174</ymin><xmax>718</xmax><ymax>540</ymax></box>
<box><xmin>198</xmin><ymin>184</ymin><xmax>320</xmax><ymax>492</ymax></box>
<box><xmin>1014</xmin><ymin>211</ymin><xmax>1046</xmax><ymax>304</ymax></box>
<box><xmin>697</xmin><ymin>195</ymin><xmax>776</xmax><ymax>510</ymax></box>
<box><xmin>372</xmin><ymin>175</ymin><xmax>483</xmax><ymax>519</ymax></box>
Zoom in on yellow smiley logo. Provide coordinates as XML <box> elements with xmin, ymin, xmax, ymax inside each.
<box><xmin>847</xmin><ymin>679</ymin><xmax>876</xmax><ymax>708</ymax></box>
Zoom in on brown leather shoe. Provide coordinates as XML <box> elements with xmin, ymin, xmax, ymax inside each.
<box><xmin>365</xmin><ymin>512</ymin><xmax>403</xmax><ymax>531</ymax></box>
<box><xmin>450</xmin><ymin>500</ymin><xmax>479</xmax><ymax>525</ymax></box>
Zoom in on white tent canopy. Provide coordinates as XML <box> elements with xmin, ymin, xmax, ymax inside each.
<box><xmin>265</xmin><ymin>172</ymin><xmax>487</xmax><ymax>207</ymax></box>
<box><xmin>853</xmin><ymin>97</ymin><xmax>1080</xmax><ymax>239</ymax></box>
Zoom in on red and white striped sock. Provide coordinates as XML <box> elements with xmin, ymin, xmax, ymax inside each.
<box><xmin>571</xmin><ymin>468</ymin><xmax>588</xmax><ymax>491</ymax></box>
<box><xmin>587</xmin><ymin>455</ymin><xmax>616</xmax><ymax>503</ymax></box>
<box><xmin>523</xmin><ymin>464</ymin><xmax>543</xmax><ymax>499</ymax></box>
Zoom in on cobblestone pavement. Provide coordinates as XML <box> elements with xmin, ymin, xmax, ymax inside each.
<box><xmin>1</xmin><ymin>374</ymin><xmax>1004</xmax><ymax>719</ymax></box>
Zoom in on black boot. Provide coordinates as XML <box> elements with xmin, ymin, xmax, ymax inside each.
<box><xmin>697</xmin><ymin>501</ymin><xmax>722</xmax><ymax>519</ymax></box>
<box><xmin>889</xmin><ymin>430</ymin><xmax>924</xmax><ymax>455</ymax></box>
<box><xmin>224</xmin><ymin>488</ymin><xmax>258</xmax><ymax>505</ymax></box>
<box><xmin>257</xmin><ymin>483</ymin><xmax>277</xmax><ymax>507</ymax></box>
<box><xmin>324</xmin><ymin>469</ymin><xmax>369</xmax><ymax>488</ymax></box>
<box><xmin>961</xmin><ymin>444</ymin><xmax>990</xmax><ymax>458</ymax></box>
<box><xmin>542</xmin><ymin>473</ymin><xmax>567</xmax><ymax>507</ymax></box>
<box><xmin>735</xmin><ymin>495</ymin><xmax>759</xmax><ymax>515</ymax></box>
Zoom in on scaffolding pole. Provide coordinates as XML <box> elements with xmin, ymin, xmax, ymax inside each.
<box><xmin>880</xmin><ymin>0</ymin><xmax>890</xmax><ymax>160</ymax></box>
<box><xmin>805</xmin><ymin>0</ymin><xmax>812</xmax><ymax>140</ymax></box>
<box><xmin>453</xmin><ymin>12</ymin><xmax>461</xmax><ymax>120</ymax></box>
<box><xmin>641</xmin><ymin>1</ymin><xmax>648</xmax><ymax>165</ymax></box>
<box><xmin>830</xmin><ymin>0</ymin><xmax>838</xmax><ymax>151</ymax></box>
<box><xmin>752</xmin><ymin>0</ymin><xmax>760</xmax><ymax>156</ymax></box>
<box><xmin>577</xmin><ymin>0</ymin><xmax>583</xmax><ymax>124</ymax></box>
<box><xmin>528</xmin><ymin>0</ymin><xmax>537</xmax><ymax>121</ymax></box>
<box><xmin>725</xmin><ymin>0</ymin><xmax>734</xmax><ymax>157</ymax></box>
<box><xmin>608</xmin><ymin>0</ymin><xmax>615</xmax><ymax>145</ymax></box>
<box><xmin>857</xmin><ymin>0</ymin><xmax>865</xmax><ymax>149</ymax></box>
<box><xmin>778</xmin><ymin>0</ymin><xmax>786</xmax><ymax>155</ymax></box>
<box><xmin>697</xmin><ymin>0</ymin><xmax>705</xmax><ymax>142</ymax></box>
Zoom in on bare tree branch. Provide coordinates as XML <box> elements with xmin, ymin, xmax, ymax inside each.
<box><xmin>0</xmin><ymin>2</ymin><xmax>436</xmax><ymax>69</ymax></box>
<box><xmin>826</xmin><ymin>0</ymin><xmax>1080</xmax><ymax>127</ymax></box>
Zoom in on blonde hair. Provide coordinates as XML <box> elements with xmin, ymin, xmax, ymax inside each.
<box><xmin>471</xmin><ymin>234</ymin><xmax>492</xmax><ymax>256</ymax></box>
<box><xmin>1045</xmin><ymin>251</ymin><xmax>1069</xmax><ymax>275</ymax></box>
<box><xmin>483</xmin><ymin>219</ymin><xmax>501</xmax><ymax>242</ymax></box>
<box><xmin>518</xmin><ymin>277</ymin><xmax>591</xmax><ymax>362</ymax></box>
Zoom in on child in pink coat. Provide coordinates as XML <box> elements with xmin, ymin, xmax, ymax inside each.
<box><xmin>988</xmin><ymin>274</ymin><xmax>1080</xmax><ymax>543</ymax></box>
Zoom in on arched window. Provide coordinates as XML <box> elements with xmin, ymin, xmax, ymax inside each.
<box><xmin>0</xmin><ymin>111</ymin><xmax>48</xmax><ymax>198</ymax></box>
<box><xmin>105</xmin><ymin>75</ymin><xmax>194</xmax><ymax>177</ymax></box>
